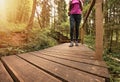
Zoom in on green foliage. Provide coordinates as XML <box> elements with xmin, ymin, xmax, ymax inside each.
<box><xmin>103</xmin><ymin>0</ymin><xmax>120</xmax><ymax>54</ymax></box>
<box><xmin>83</xmin><ymin>3</ymin><xmax>90</xmax><ymax>15</ymax></box>
<box><xmin>21</xmin><ymin>28</ymin><xmax>58</xmax><ymax>52</ymax></box>
<box><xmin>84</xmin><ymin>35</ymin><xmax>120</xmax><ymax>82</ymax></box>
<box><xmin>103</xmin><ymin>53</ymin><xmax>120</xmax><ymax>82</ymax></box>
<box><xmin>9</xmin><ymin>23</ymin><xmax>26</xmax><ymax>32</ymax></box>
<box><xmin>0</xmin><ymin>21</ymin><xmax>26</xmax><ymax>32</ymax></box>
<box><xmin>84</xmin><ymin>35</ymin><xmax>95</xmax><ymax>49</ymax></box>
<box><xmin>56</xmin><ymin>22</ymin><xmax>70</xmax><ymax>37</ymax></box>
<box><xmin>38</xmin><ymin>0</ymin><xmax>51</xmax><ymax>28</ymax></box>
<box><xmin>57</xmin><ymin>0</ymin><xmax>67</xmax><ymax>23</ymax></box>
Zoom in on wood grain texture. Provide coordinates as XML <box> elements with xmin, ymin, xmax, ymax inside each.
<box><xmin>0</xmin><ymin>61</ymin><xmax>13</xmax><ymax>82</ymax></box>
<box><xmin>31</xmin><ymin>52</ymin><xmax>109</xmax><ymax>78</ymax></box>
<box><xmin>18</xmin><ymin>53</ymin><xmax>105</xmax><ymax>82</ymax></box>
<box><xmin>1</xmin><ymin>56</ymin><xmax>61</xmax><ymax>82</ymax></box>
<box><xmin>38</xmin><ymin>43</ymin><xmax>107</xmax><ymax>67</ymax></box>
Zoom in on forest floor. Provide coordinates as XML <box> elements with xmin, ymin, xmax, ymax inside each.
<box><xmin>0</xmin><ymin>31</ymin><xmax>26</xmax><ymax>47</ymax></box>
<box><xmin>0</xmin><ymin>31</ymin><xmax>27</xmax><ymax>58</ymax></box>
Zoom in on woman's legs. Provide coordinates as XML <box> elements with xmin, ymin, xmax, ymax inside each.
<box><xmin>69</xmin><ymin>15</ymin><xmax>75</xmax><ymax>47</ymax></box>
<box><xmin>69</xmin><ymin>14</ymin><xmax>81</xmax><ymax>47</ymax></box>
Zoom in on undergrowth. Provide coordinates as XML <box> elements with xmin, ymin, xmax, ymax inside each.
<box><xmin>84</xmin><ymin>35</ymin><xmax>120</xmax><ymax>82</ymax></box>
<box><xmin>0</xmin><ymin>27</ymin><xmax>58</xmax><ymax>57</ymax></box>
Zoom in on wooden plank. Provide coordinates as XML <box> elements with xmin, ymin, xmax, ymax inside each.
<box><xmin>40</xmin><ymin>43</ymin><xmax>107</xmax><ymax>67</ymax></box>
<box><xmin>44</xmin><ymin>46</ymin><xmax>95</xmax><ymax>56</ymax></box>
<box><xmin>18</xmin><ymin>53</ymin><xmax>105</xmax><ymax>82</ymax></box>
<box><xmin>42</xmin><ymin>43</ymin><xmax>95</xmax><ymax>58</ymax></box>
<box><xmin>41</xmin><ymin>50</ymin><xmax>95</xmax><ymax>60</ymax></box>
<box><xmin>44</xmin><ymin>43</ymin><xmax>94</xmax><ymax>53</ymax></box>
<box><xmin>0</xmin><ymin>61</ymin><xmax>13</xmax><ymax>82</ymax></box>
<box><xmin>41</xmin><ymin>44</ymin><xmax>95</xmax><ymax>59</ymax></box>
<box><xmin>1</xmin><ymin>55</ymin><xmax>61</xmax><ymax>82</ymax></box>
<box><xmin>35</xmin><ymin>50</ymin><xmax>107</xmax><ymax>67</ymax></box>
<box><xmin>49</xmin><ymin>43</ymin><xmax>92</xmax><ymax>50</ymax></box>
<box><xmin>31</xmin><ymin>52</ymin><xmax>110</xmax><ymax>78</ymax></box>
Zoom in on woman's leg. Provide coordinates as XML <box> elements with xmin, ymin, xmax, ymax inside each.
<box><xmin>70</xmin><ymin>15</ymin><xmax>75</xmax><ymax>41</ymax></box>
<box><xmin>69</xmin><ymin>15</ymin><xmax>75</xmax><ymax>47</ymax></box>
<box><xmin>75</xmin><ymin>14</ymin><xmax>81</xmax><ymax>42</ymax></box>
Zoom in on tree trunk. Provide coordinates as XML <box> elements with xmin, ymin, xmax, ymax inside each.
<box><xmin>36</xmin><ymin>10</ymin><xmax>42</xmax><ymax>28</ymax></box>
<box><xmin>109</xmin><ymin>29</ymin><xmax>113</xmax><ymax>53</ymax></box>
<box><xmin>27</xmin><ymin>0</ymin><xmax>37</xmax><ymax>29</ymax></box>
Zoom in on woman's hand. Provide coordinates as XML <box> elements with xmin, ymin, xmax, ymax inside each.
<box><xmin>68</xmin><ymin>11</ymin><xmax>70</xmax><ymax>16</ymax></box>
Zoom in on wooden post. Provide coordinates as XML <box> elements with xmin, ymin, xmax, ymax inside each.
<box><xmin>95</xmin><ymin>0</ymin><xmax>103</xmax><ymax>60</ymax></box>
<box><xmin>80</xmin><ymin>28</ymin><xmax>84</xmax><ymax>44</ymax></box>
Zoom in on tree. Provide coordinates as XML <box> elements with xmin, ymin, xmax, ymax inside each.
<box><xmin>27</xmin><ymin>0</ymin><xmax>37</xmax><ymax>29</ymax></box>
<box><xmin>35</xmin><ymin>0</ymin><xmax>51</xmax><ymax>29</ymax></box>
<box><xmin>40</xmin><ymin>0</ymin><xmax>51</xmax><ymax>28</ymax></box>
<box><xmin>6</xmin><ymin>0</ymin><xmax>32</xmax><ymax>23</ymax></box>
<box><xmin>104</xmin><ymin>0</ymin><xmax>120</xmax><ymax>52</ymax></box>
<box><xmin>57</xmin><ymin>0</ymin><xmax>67</xmax><ymax>24</ymax></box>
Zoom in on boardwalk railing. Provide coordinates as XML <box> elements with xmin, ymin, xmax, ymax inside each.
<box><xmin>81</xmin><ymin>0</ymin><xmax>104</xmax><ymax>60</ymax></box>
<box><xmin>80</xmin><ymin>0</ymin><xmax>96</xmax><ymax>44</ymax></box>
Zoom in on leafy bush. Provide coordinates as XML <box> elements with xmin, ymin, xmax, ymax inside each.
<box><xmin>20</xmin><ymin>28</ymin><xmax>58</xmax><ymax>52</ymax></box>
<box><xmin>53</xmin><ymin>22</ymin><xmax>70</xmax><ymax>37</ymax></box>
<box><xmin>0</xmin><ymin>21</ymin><xmax>26</xmax><ymax>32</ymax></box>
<box><xmin>103</xmin><ymin>54</ymin><xmax>120</xmax><ymax>82</ymax></box>
<box><xmin>84</xmin><ymin>35</ymin><xmax>95</xmax><ymax>49</ymax></box>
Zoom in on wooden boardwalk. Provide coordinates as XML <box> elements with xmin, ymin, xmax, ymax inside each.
<box><xmin>0</xmin><ymin>43</ymin><xmax>110</xmax><ymax>82</ymax></box>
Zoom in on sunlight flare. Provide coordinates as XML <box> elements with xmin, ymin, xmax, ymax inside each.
<box><xmin>0</xmin><ymin>0</ymin><xmax>6</xmax><ymax>21</ymax></box>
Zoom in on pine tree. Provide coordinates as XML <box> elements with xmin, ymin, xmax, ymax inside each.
<box><xmin>57</xmin><ymin>0</ymin><xmax>67</xmax><ymax>24</ymax></box>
